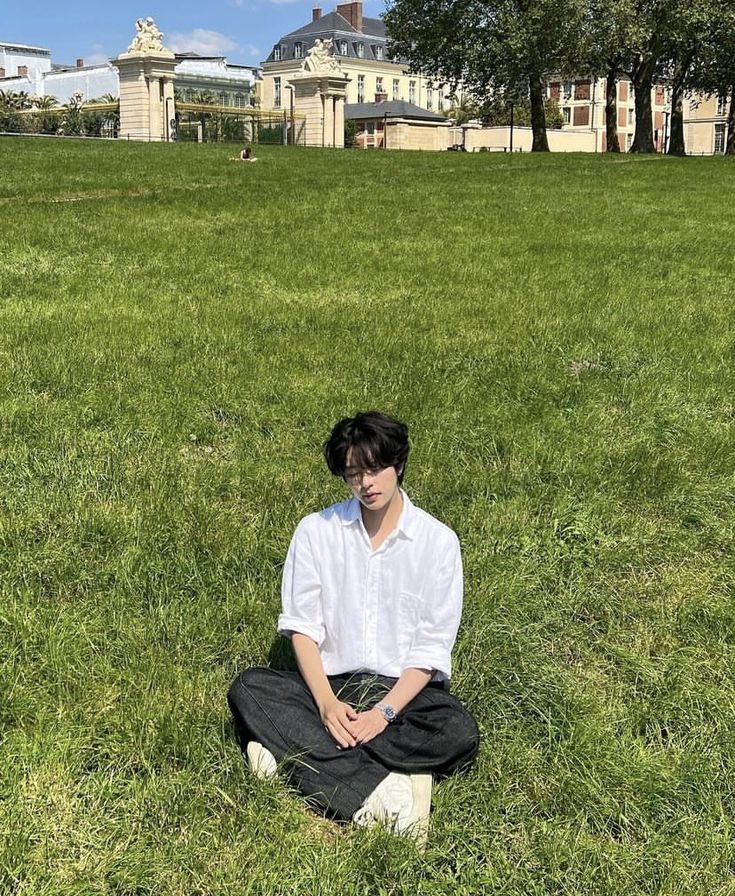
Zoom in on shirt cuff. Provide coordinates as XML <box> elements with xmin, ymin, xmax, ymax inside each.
<box><xmin>402</xmin><ymin>650</ymin><xmax>451</xmax><ymax>681</ymax></box>
<box><xmin>277</xmin><ymin>615</ymin><xmax>324</xmax><ymax>646</ymax></box>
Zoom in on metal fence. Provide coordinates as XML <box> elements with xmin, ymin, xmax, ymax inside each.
<box><xmin>175</xmin><ymin>104</ymin><xmax>306</xmax><ymax>146</ymax></box>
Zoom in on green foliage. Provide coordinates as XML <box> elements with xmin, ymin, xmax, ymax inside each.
<box><xmin>481</xmin><ymin>95</ymin><xmax>564</xmax><ymax>128</ymax></box>
<box><xmin>344</xmin><ymin>118</ymin><xmax>358</xmax><ymax>147</ymax></box>
<box><xmin>385</xmin><ymin>0</ymin><xmax>588</xmax><ymax>150</ymax></box>
<box><xmin>2</xmin><ymin>140</ymin><xmax>735</xmax><ymax>895</ymax></box>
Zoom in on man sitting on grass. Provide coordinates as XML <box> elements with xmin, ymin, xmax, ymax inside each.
<box><xmin>228</xmin><ymin>411</ymin><xmax>479</xmax><ymax>839</ymax></box>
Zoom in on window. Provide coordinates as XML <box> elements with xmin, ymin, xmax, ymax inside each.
<box><xmin>438</xmin><ymin>90</ymin><xmax>444</xmax><ymax>110</ymax></box>
<box><xmin>294</xmin><ymin>42</ymin><xmax>303</xmax><ymax>59</ymax></box>
<box><xmin>356</xmin><ymin>42</ymin><xmax>364</xmax><ymax>58</ymax></box>
<box><xmin>339</xmin><ymin>40</ymin><xmax>348</xmax><ymax>55</ymax></box>
<box><xmin>393</xmin><ymin>79</ymin><xmax>400</xmax><ymax>101</ymax></box>
<box><xmin>220</xmin><ymin>92</ymin><xmax>227</xmax><ymax>106</ymax></box>
<box><xmin>427</xmin><ymin>87</ymin><xmax>433</xmax><ymax>110</ymax></box>
<box><xmin>627</xmin><ymin>132</ymin><xmax>633</xmax><ymax>149</ymax></box>
<box><xmin>563</xmin><ymin>81</ymin><xmax>573</xmax><ymax>100</ymax></box>
<box><xmin>715</xmin><ymin>122</ymin><xmax>726</xmax><ymax>153</ymax></box>
<box><xmin>628</xmin><ymin>108</ymin><xmax>634</xmax><ymax>125</ymax></box>
<box><xmin>235</xmin><ymin>94</ymin><xmax>243</xmax><ymax>108</ymax></box>
<box><xmin>409</xmin><ymin>80</ymin><xmax>416</xmax><ymax>104</ymax></box>
<box><xmin>273</xmin><ymin>45</ymin><xmax>282</xmax><ymax>61</ymax></box>
<box><xmin>376</xmin><ymin>76</ymin><xmax>384</xmax><ymax>94</ymax></box>
<box><xmin>274</xmin><ymin>77</ymin><xmax>281</xmax><ymax>108</ymax></box>
<box><xmin>357</xmin><ymin>74</ymin><xmax>365</xmax><ymax>103</ymax></box>
<box><xmin>562</xmin><ymin>106</ymin><xmax>571</xmax><ymax>125</ymax></box>
<box><xmin>375</xmin><ymin>45</ymin><xmax>384</xmax><ymax>60</ymax></box>
<box><xmin>717</xmin><ymin>94</ymin><xmax>727</xmax><ymax>116</ymax></box>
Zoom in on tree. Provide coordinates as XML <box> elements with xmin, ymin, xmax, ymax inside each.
<box><xmin>586</xmin><ymin>0</ymin><xmax>637</xmax><ymax>152</ymax></box>
<box><xmin>384</xmin><ymin>0</ymin><xmax>587</xmax><ymax>152</ymax></box>
<box><xmin>31</xmin><ymin>95</ymin><xmax>58</xmax><ymax>110</ymax></box>
<box><xmin>658</xmin><ymin>0</ymin><xmax>716</xmax><ymax>154</ymax></box>
<box><xmin>690</xmin><ymin>4</ymin><xmax>735</xmax><ymax>154</ymax></box>
<box><xmin>444</xmin><ymin>95</ymin><xmax>480</xmax><ymax>125</ymax></box>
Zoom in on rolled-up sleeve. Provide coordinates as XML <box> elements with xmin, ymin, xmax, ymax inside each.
<box><xmin>402</xmin><ymin>534</ymin><xmax>463</xmax><ymax>680</ymax></box>
<box><xmin>277</xmin><ymin>519</ymin><xmax>325</xmax><ymax>645</ymax></box>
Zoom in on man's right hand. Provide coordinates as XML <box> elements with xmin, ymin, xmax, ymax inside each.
<box><xmin>319</xmin><ymin>699</ymin><xmax>358</xmax><ymax>749</ymax></box>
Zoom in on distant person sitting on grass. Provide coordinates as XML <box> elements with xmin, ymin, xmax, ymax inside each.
<box><xmin>228</xmin><ymin>411</ymin><xmax>479</xmax><ymax>841</ymax></box>
<box><xmin>239</xmin><ymin>146</ymin><xmax>257</xmax><ymax>161</ymax></box>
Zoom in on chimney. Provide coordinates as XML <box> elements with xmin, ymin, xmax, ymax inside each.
<box><xmin>17</xmin><ymin>65</ymin><xmax>28</xmax><ymax>76</ymax></box>
<box><xmin>375</xmin><ymin>91</ymin><xmax>387</xmax><ymax>103</ymax></box>
<box><xmin>76</xmin><ymin>58</ymin><xmax>85</xmax><ymax>68</ymax></box>
<box><xmin>336</xmin><ymin>1</ymin><xmax>363</xmax><ymax>32</ymax></box>
<box><xmin>312</xmin><ymin>7</ymin><xmax>321</xmax><ymax>21</ymax></box>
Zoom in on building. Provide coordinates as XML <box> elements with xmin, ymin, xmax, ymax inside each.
<box><xmin>548</xmin><ymin>76</ymin><xmax>671</xmax><ymax>152</ymax></box>
<box><xmin>1</xmin><ymin>40</ymin><xmax>257</xmax><ymax>107</ymax></box>
<box><xmin>0</xmin><ymin>40</ymin><xmax>52</xmax><ymax>92</ymax></box>
<box><xmin>683</xmin><ymin>92</ymin><xmax>731</xmax><ymax>155</ymax></box>
<box><xmin>345</xmin><ymin>98</ymin><xmax>448</xmax><ymax>148</ymax></box>
<box><xmin>261</xmin><ymin>2</ymin><xmax>447</xmax><ymax>115</ymax></box>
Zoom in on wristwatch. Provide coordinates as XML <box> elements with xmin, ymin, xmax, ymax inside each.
<box><xmin>375</xmin><ymin>702</ymin><xmax>397</xmax><ymax>724</ymax></box>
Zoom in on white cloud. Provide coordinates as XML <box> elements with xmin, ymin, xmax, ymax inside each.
<box><xmin>242</xmin><ymin>43</ymin><xmax>261</xmax><ymax>59</ymax></box>
<box><xmin>86</xmin><ymin>52</ymin><xmax>110</xmax><ymax>65</ymax></box>
<box><xmin>167</xmin><ymin>29</ymin><xmax>238</xmax><ymax>56</ymax></box>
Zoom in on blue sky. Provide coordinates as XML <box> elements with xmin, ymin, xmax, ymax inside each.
<box><xmin>4</xmin><ymin>0</ymin><xmax>386</xmax><ymax>67</ymax></box>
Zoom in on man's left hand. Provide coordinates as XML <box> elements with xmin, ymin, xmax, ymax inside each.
<box><xmin>352</xmin><ymin>707</ymin><xmax>389</xmax><ymax>745</ymax></box>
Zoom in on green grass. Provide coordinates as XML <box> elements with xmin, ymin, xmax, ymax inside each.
<box><xmin>1</xmin><ymin>136</ymin><xmax>734</xmax><ymax>895</ymax></box>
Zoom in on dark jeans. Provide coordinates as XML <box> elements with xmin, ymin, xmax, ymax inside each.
<box><xmin>227</xmin><ymin>668</ymin><xmax>480</xmax><ymax>820</ymax></box>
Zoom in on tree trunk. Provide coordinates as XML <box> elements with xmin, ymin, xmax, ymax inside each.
<box><xmin>667</xmin><ymin>88</ymin><xmax>685</xmax><ymax>156</ymax></box>
<box><xmin>668</xmin><ymin>54</ymin><xmax>692</xmax><ymax>156</ymax></box>
<box><xmin>630</xmin><ymin>55</ymin><xmax>656</xmax><ymax>153</ymax></box>
<box><xmin>605</xmin><ymin>63</ymin><xmax>620</xmax><ymax>152</ymax></box>
<box><xmin>726</xmin><ymin>84</ymin><xmax>735</xmax><ymax>155</ymax></box>
<box><xmin>529</xmin><ymin>73</ymin><xmax>549</xmax><ymax>151</ymax></box>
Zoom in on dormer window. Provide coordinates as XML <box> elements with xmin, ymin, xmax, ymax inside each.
<box><xmin>294</xmin><ymin>42</ymin><xmax>303</xmax><ymax>58</ymax></box>
<box><xmin>356</xmin><ymin>42</ymin><xmax>364</xmax><ymax>58</ymax></box>
<box><xmin>273</xmin><ymin>45</ymin><xmax>282</xmax><ymax>61</ymax></box>
<box><xmin>375</xmin><ymin>45</ymin><xmax>384</xmax><ymax>60</ymax></box>
<box><xmin>338</xmin><ymin>39</ymin><xmax>348</xmax><ymax>54</ymax></box>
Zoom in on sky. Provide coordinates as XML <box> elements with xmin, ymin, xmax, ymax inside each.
<box><xmin>4</xmin><ymin>0</ymin><xmax>386</xmax><ymax>67</ymax></box>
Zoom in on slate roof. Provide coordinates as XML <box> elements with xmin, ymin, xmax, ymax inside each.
<box><xmin>344</xmin><ymin>101</ymin><xmax>447</xmax><ymax>122</ymax></box>
<box><xmin>265</xmin><ymin>9</ymin><xmax>392</xmax><ymax>64</ymax></box>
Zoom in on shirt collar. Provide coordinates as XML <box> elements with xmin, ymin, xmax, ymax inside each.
<box><xmin>340</xmin><ymin>489</ymin><xmax>417</xmax><ymax>541</ymax></box>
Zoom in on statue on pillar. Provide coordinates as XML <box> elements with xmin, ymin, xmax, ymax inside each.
<box><xmin>302</xmin><ymin>39</ymin><xmax>343</xmax><ymax>74</ymax></box>
<box><xmin>127</xmin><ymin>17</ymin><xmax>167</xmax><ymax>54</ymax></box>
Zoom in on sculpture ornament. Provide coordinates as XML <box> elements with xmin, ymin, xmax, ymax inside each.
<box><xmin>127</xmin><ymin>17</ymin><xmax>168</xmax><ymax>54</ymax></box>
<box><xmin>302</xmin><ymin>38</ymin><xmax>342</xmax><ymax>74</ymax></box>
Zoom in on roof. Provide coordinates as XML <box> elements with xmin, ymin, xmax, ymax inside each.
<box><xmin>345</xmin><ymin>101</ymin><xmax>447</xmax><ymax>122</ymax></box>
<box><xmin>0</xmin><ymin>41</ymin><xmax>51</xmax><ymax>54</ymax></box>
<box><xmin>265</xmin><ymin>8</ymin><xmax>392</xmax><ymax>64</ymax></box>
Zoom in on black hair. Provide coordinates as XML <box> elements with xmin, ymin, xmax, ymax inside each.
<box><xmin>323</xmin><ymin>411</ymin><xmax>410</xmax><ymax>485</ymax></box>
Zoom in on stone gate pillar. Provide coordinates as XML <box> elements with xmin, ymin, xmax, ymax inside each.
<box><xmin>112</xmin><ymin>17</ymin><xmax>177</xmax><ymax>142</ymax></box>
<box><xmin>288</xmin><ymin>39</ymin><xmax>350</xmax><ymax>147</ymax></box>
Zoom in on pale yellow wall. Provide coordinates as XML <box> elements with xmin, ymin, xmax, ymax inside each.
<box><xmin>683</xmin><ymin>92</ymin><xmax>729</xmax><ymax>155</ymax></box>
<box><xmin>262</xmin><ymin>59</ymin><xmax>447</xmax><ymax>112</ymax></box>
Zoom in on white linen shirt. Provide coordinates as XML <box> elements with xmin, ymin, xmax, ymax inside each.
<box><xmin>277</xmin><ymin>490</ymin><xmax>463</xmax><ymax>680</ymax></box>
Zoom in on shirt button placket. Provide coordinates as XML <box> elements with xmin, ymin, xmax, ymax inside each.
<box><xmin>364</xmin><ymin>552</ymin><xmax>379</xmax><ymax>671</ymax></box>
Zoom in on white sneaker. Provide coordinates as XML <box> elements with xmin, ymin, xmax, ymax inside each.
<box><xmin>353</xmin><ymin>772</ymin><xmax>432</xmax><ymax>844</ymax></box>
<box><xmin>246</xmin><ymin>741</ymin><xmax>277</xmax><ymax>780</ymax></box>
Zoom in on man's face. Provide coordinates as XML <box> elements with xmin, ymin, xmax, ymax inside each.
<box><xmin>344</xmin><ymin>449</ymin><xmax>400</xmax><ymax>512</ymax></box>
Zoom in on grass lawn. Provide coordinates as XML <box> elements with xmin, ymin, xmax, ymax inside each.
<box><xmin>1</xmin><ymin>136</ymin><xmax>734</xmax><ymax>896</ymax></box>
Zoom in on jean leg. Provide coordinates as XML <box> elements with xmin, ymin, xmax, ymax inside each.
<box><xmin>228</xmin><ymin>668</ymin><xmax>389</xmax><ymax>819</ymax></box>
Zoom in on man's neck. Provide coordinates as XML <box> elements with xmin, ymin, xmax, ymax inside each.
<box><xmin>361</xmin><ymin>488</ymin><xmax>404</xmax><ymax>545</ymax></box>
